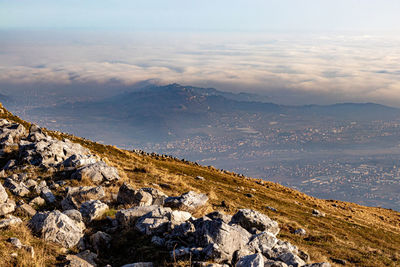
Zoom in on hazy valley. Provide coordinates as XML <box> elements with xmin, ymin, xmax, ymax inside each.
<box><xmin>4</xmin><ymin>83</ymin><xmax>400</xmax><ymax>211</ymax></box>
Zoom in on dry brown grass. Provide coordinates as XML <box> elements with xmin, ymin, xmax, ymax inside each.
<box><xmin>0</xmin><ymin>223</ymin><xmax>61</xmax><ymax>267</ymax></box>
<box><xmin>1</xmin><ymin>104</ymin><xmax>400</xmax><ymax>266</ymax></box>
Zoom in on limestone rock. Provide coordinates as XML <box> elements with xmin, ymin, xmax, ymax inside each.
<box><xmin>116</xmin><ymin>205</ymin><xmax>159</xmax><ymax>227</ymax></box>
<box><xmin>236</xmin><ymin>253</ymin><xmax>264</xmax><ymax>267</ymax></box>
<box><xmin>16</xmin><ymin>203</ymin><xmax>37</xmax><ymax>217</ymax></box>
<box><xmin>63</xmin><ymin>154</ymin><xmax>98</xmax><ymax>168</ymax></box>
<box><xmin>65</xmin><ymin>256</ymin><xmax>95</xmax><ymax>267</ymax></box>
<box><xmin>121</xmin><ymin>263</ymin><xmax>153</xmax><ymax>267</ymax></box>
<box><xmin>191</xmin><ymin>217</ymin><xmax>251</xmax><ymax>263</ymax></box>
<box><xmin>247</xmin><ymin>231</ymin><xmax>279</xmax><ymax>254</ymax></box>
<box><xmin>30</xmin><ymin>210</ymin><xmax>84</xmax><ymax>248</ymax></box>
<box><xmin>276</xmin><ymin>252</ymin><xmax>305</xmax><ymax>267</ymax></box>
<box><xmin>40</xmin><ymin>186</ymin><xmax>56</xmax><ymax>203</ymax></box>
<box><xmin>231</xmin><ymin>209</ymin><xmax>280</xmax><ymax>235</ymax></box>
<box><xmin>206</xmin><ymin>211</ymin><xmax>232</xmax><ymax>224</ymax></box>
<box><xmin>30</xmin><ymin>196</ymin><xmax>46</xmax><ymax>207</ymax></box>
<box><xmin>164</xmin><ymin>191</ymin><xmax>208</xmax><ymax>211</ymax></box>
<box><xmin>90</xmin><ymin>231</ymin><xmax>112</xmax><ymax>252</ymax></box>
<box><xmin>303</xmin><ymin>263</ymin><xmax>331</xmax><ymax>267</ymax></box>
<box><xmin>0</xmin><ymin>215</ymin><xmax>22</xmax><ymax>228</ymax></box>
<box><xmin>264</xmin><ymin>259</ymin><xmax>289</xmax><ymax>267</ymax></box>
<box><xmin>0</xmin><ymin>182</ymin><xmax>8</xmax><ymax>203</ymax></box>
<box><xmin>4</xmin><ymin>178</ymin><xmax>30</xmax><ymax>196</ymax></box>
<box><xmin>135</xmin><ymin>207</ymin><xmax>173</xmax><ymax>235</ymax></box>
<box><xmin>294</xmin><ymin>228</ymin><xmax>307</xmax><ymax>236</ymax></box>
<box><xmin>80</xmin><ymin>200</ymin><xmax>108</xmax><ymax>222</ymax></box>
<box><xmin>0</xmin><ymin>120</ymin><xmax>27</xmax><ymax>145</ymax></box>
<box><xmin>8</xmin><ymin>237</ymin><xmax>22</xmax><ymax>249</ymax></box>
<box><xmin>71</xmin><ymin>161</ymin><xmax>119</xmax><ymax>184</ymax></box>
<box><xmin>20</xmin><ymin>137</ymin><xmax>90</xmax><ymax>167</ymax></box>
<box><xmin>63</xmin><ymin>209</ymin><xmax>86</xmax><ymax>231</ymax></box>
<box><xmin>117</xmin><ymin>183</ymin><xmax>154</xmax><ymax>206</ymax></box>
<box><xmin>62</xmin><ymin>186</ymin><xmax>106</xmax><ymax>210</ymax></box>
<box><xmin>312</xmin><ymin>209</ymin><xmax>326</xmax><ymax>217</ymax></box>
<box><xmin>0</xmin><ymin>201</ymin><xmax>16</xmax><ymax>216</ymax></box>
<box><xmin>141</xmin><ymin>187</ymin><xmax>168</xmax><ymax>205</ymax></box>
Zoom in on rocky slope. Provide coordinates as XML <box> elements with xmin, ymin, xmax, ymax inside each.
<box><xmin>0</xmin><ymin>104</ymin><xmax>399</xmax><ymax>266</ymax></box>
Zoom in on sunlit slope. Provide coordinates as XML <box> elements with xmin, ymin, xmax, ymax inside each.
<box><xmin>1</xmin><ymin>103</ymin><xmax>399</xmax><ymax>266</ymax></box>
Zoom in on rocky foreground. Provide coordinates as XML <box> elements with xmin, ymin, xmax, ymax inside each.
<box><xmin>0</xmin><ymin>118</ymin><xmax>333</xmax><ymax>266</ymax></box>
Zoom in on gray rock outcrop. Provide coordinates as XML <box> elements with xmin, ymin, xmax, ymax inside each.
<box><xmin>30</xmin><ymin>210</ymin><xmax>84</xmax><ymax>248</ymax></box>
<box><xmin>164</xmin><ymin>191</ymin><xmax>208</xmax><ymax>211</ymax></box>
<box><xmin>71</xmin><ymin>161</ymin><xmax>120</xmax><ymax>184</ymax></box>
<box><xmin>80</xmin><ymin>200</ymin><xmax>108</xmax><ymax>222</ymax></box>
<box><xmin>231</xmin><ymin>209</ymin><xmax>280</xmax><ymax>235</ymax></box>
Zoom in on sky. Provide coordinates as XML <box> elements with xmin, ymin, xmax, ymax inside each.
<box><xmin>1</xmin><ymin>0</ymin><xmax>400</xmax><ymax>32</ymax></box>
<box><xmin>1</xmin><ymin>1</ymin><xmax>400</xmax><ymax>106</ymax></box>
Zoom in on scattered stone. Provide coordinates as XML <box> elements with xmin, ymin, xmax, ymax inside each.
<box><xmin>80</xmin><ymin>200</ymin><xmax>109</xmax><ymax>222</ymax></box>
<box><xmin>265</xmin><ymin>206</ymin><xmax>277</xmax><ymax>212</ymax></box>
<box><xmin>298</xmin><ymin>250</ymin><xmax>310</xmax><ymax>261</ymax></box>
<box><xmin>30</xmin><ymin>210</ymin><xmax>84</xmax><ymax>248</ymax></box>
<box><xmin>63</xmin><ymin>154</ymin><xmax>98</xmax><ymax>168</ymax></box>
<box><xmin>303</xmin><ymin>263</ymin><xmax>331</xmax><ymax>267</ymax></box>
<box><xmin>294</xmin><ymin>228</ymin><xmax>307</xmax><ymax>236</ymax></box>
<box><xmin>25</xmin><ymin>179</ymin><xmax>38</xmax><ymax>189</ymax></box>
<box><xmin>66</xmin><ymin>253</ymin><xmax>96</xmax><ymax>267</ymax></box>
<box><xmin>72</xmin><ymin>161</ymin><xmax>119</xmax><ymax>184</ymax></box>
<box><xmin>117</xmin><ymin>183</ymin><xmax>155</xmax><ymax>206</ymax></box>
<box><xmin>62</xmin><ymin>186</ymin><xmax>106</xmax><ymax>211</ymax></box>
<box><xmin>90</xmin><ymin>231</ymin><xmax>112</xmax><ymax>252</ymax></box>
<box><xmin>151</xmin><ymin>236</ymin><xmax>165</xmax><ymax>246</ymax></box>
<box><xmin>20</xmin><ymin>136</ymin><xmax>91</xmax><ymax>167</ymax></box>
<box><xmin>121</xmin><ymin>263</ymin><xmax>153</xmax><ymax>267</ymax></box>
<box><xmin>0</xmin><ymin>182</ymin><xmax>9</xmax><ymax>203</ymax></box>
<box><xmin>206</xmin><ymin>211</ymin><xmax>232</xmax><ymax>224</ymax></box>
<box><xmin>0</xmin><ymin>215</ymin><xmax>22</xmax><ymax>228</ymax></box>
<box><xmin>195</xmin><ymin>176</ymin><xmax>205</xmax><ymax>181</ymax></box>
<box><xmin>141</xmin><ymin>187</ymin><xmax>168</xmax><ymax>205</ymax></box>
<box><xmin>7</xmin><ymin>237</ymin><xmax>22</xmax><ymax>249</ymax></box>
<box><xmin>22</xmin><ymin>245</ymin><xmax>35</xmax><ymax>258</ymax></box>
<box><xmin>116</xmin><ymin>205</ymin><xmax>160</xmax><ymax>227</ymax></box>
<box><xmin>247</xmin><ymin>231</ymin><xmax>279</xmax><ymax>253</ymax></box>
<box><xmin>190</xmin><ymin>217</ymin><xmax>251</xmax><ymax>263</ymax></box>
<box><xmin>164</xmin><ymin>191</ymin><xmax>208</xmax><ymax>211</ymax></box>
<box><xmin>4</xmin><ymin>159</ymin><xmax>17</xmax><ymax>170</ymax></box>
<box><xmin>244</xmin><ymin>193</ymin><xmax>254</xmax><ymax>198</ymax></box>
<box><xmin>264</xmin><ymin>259</ymin><xmax>289</xmax><ymax>267</ymax></box>
<box><xmin>236</xmin><ymin>253</ymin><xmax>264</xmax><ymax>267</ymax></box>
<box><xmin>16</xmin><ymin>203</ymin><xmax>37</xmax><ymax>217</ymax></box>
<box><xmin>40</xmin><ymin>186</ymin><xmax>56</xmax><ymax>203</ymax></box>
<box><xmin>0</xmin><ymin>201</ymin><xmax>16</xmax><ymax>216</ymax></box>
<box><xmin>330</xmin><ymin>258</ymin><xmax>346</xmax><ymax>265</ymax></box>
<box><xmin>63</xmin><ymin>209</ymin><xmax>86</xmax><ymax>231</ymax></box>
<box><xmin>135</xmin><ymin>207</ymin><xmax>173</xmax><ymax>235</ymax></box>
<box><xmin>30</xmin><ymin>196</ymin><xmax>46</xmax><ymax>207</ymax></box>
<box><xmin>276</xmin><ymin>252</ymin><xmax>305</xmax><ymax>267</ymax></box>
<box><xmin>312</xmin><ymin>209</ymin><xmax>326</xmax><ymax>217</ymax></box>
<box><xmin>231</xmin><ymin>209</ymin><xmax>280</xmax><ymax>235</ymax></box>
<box><xmin>192</xmin><ymin>263</ymin><xmax>229</xmax><ymax>267</ymax></box>
<box><xmin>4</xmin><ymin>178</ymin><xmax>30</xmax><ymax>196</ymax></box>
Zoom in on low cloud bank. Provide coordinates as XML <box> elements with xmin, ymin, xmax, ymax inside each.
<box><xmin>1</xmin><ymin>31</ymin><xmax>400</xmax><ymax>106</ymax></box>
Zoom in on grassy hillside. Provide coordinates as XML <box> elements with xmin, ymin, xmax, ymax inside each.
<box><xmin>0</xmin><ymin>103</ymin><xmax>400</xmax><ymax>266</ymax></box>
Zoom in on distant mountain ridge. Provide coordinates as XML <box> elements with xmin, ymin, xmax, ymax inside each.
<box><xmin>31</xmin><ymin>83</ymin><xmax>400</xmax><ymax>141</ymax></box>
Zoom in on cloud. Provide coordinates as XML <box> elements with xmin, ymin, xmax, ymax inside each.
<box><xmin>1</xmin><ymin>31</ymin><xmax>400</xmax><ymax>106</ymax></box>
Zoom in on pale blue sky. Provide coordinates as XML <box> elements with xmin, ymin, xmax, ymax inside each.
<box><xmin>1</xmin><ymin>0</ymin><xmax>400</xmax><ymax>32</ymax></box>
